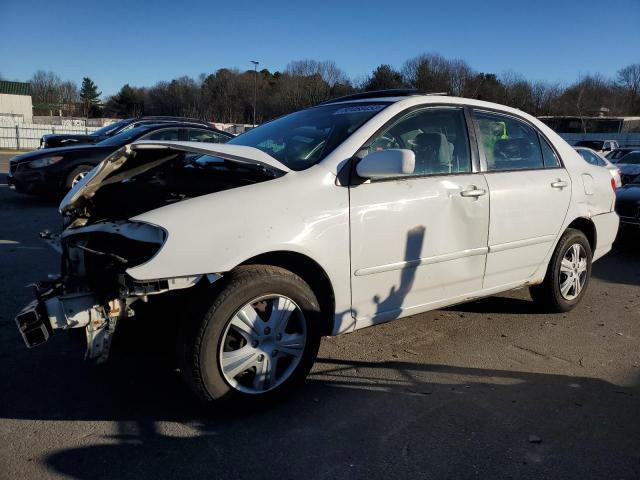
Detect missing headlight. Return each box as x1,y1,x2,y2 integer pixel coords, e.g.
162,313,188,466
61,221,167,294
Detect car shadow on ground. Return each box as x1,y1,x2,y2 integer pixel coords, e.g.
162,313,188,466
1,335,638,479
0,189,59,209
445,295,541,315
590,229,640,287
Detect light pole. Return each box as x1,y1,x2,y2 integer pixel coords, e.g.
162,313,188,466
251,60,259,127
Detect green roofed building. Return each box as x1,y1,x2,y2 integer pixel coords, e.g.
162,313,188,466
0,80,33,123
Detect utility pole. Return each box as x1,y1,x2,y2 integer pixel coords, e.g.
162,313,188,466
251,60,259,127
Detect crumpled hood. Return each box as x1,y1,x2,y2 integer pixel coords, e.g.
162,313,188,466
59,141,291,216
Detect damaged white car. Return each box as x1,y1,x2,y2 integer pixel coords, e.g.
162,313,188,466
15,90,619,405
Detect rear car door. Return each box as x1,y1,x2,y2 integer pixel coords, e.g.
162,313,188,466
349,106,490,326
473,110,571,289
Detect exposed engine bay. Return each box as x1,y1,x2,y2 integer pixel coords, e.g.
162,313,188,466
15,142,285,361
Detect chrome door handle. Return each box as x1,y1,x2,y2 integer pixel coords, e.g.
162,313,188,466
551,180,568,189
460,187,487,198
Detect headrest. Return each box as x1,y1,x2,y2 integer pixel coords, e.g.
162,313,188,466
494,138,534,161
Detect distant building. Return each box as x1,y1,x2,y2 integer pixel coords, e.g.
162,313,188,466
0,80,33,123
539,116,640,134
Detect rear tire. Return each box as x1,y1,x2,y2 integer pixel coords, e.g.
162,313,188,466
178,265,322,407
530,228,592,312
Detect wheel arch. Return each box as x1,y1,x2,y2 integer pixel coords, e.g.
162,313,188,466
238,250,336,335
566,217,597,253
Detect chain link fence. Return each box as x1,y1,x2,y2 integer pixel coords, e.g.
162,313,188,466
0,123,101,150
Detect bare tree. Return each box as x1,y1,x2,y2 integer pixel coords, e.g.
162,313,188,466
30,70,62,108
617,63,640,115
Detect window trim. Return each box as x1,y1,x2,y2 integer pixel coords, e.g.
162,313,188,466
471,108,565,174
349,104,479,184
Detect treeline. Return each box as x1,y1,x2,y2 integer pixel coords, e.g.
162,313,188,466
26,54,640,122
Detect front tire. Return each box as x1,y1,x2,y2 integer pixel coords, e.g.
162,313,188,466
178,265,322,406
65,164,93,191
530,228,592,312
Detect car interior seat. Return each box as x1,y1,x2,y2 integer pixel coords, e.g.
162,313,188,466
493,138,541,170
413,132,452,174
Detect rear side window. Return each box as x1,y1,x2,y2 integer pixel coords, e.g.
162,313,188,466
366,107,471,176
540,137,560,168
474,112,544,171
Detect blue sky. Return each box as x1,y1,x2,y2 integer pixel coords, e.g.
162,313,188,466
1,0,639,97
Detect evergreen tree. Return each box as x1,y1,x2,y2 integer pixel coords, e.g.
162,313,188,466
80,77,102,117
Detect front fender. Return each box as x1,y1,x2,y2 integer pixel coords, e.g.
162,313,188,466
126,167,353,329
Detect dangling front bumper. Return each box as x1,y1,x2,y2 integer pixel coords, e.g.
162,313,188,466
14,280,128,363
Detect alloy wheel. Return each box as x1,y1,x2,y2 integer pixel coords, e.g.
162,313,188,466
71,171,88,187
559,243,588,301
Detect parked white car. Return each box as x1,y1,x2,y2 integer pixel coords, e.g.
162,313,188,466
16,91,619,405
575,146,622,187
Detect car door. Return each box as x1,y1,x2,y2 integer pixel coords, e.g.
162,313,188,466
349,106,490,327
473,110,571,289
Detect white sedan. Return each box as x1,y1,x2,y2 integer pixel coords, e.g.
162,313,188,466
16,91,619,405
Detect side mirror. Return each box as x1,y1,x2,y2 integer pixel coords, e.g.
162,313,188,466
356,149,415,179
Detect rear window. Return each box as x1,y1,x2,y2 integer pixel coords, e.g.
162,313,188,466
575,140,604,150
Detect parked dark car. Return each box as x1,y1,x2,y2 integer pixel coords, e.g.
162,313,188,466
606,147,637,162
610,151,640,185
574,139,619,153
39,116,215,149
615,174,640,227
8,122,232,196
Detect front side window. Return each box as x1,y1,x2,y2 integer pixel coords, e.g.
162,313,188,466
142,128,182,141
228,102,389,171
475,112,544,171
365,108,471,176
188,129,228,143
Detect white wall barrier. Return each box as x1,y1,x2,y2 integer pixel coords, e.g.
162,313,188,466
0,123,101,150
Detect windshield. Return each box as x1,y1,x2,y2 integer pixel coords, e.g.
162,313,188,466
617,153,640,165
96,125,153,147
228,102,390,170
91,119,129,137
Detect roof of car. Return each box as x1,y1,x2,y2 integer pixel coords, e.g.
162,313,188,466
132,121,231,135
320,91,534,118
130,116,211,125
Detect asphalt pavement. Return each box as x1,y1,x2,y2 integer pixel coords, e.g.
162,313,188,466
1,152,639,479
